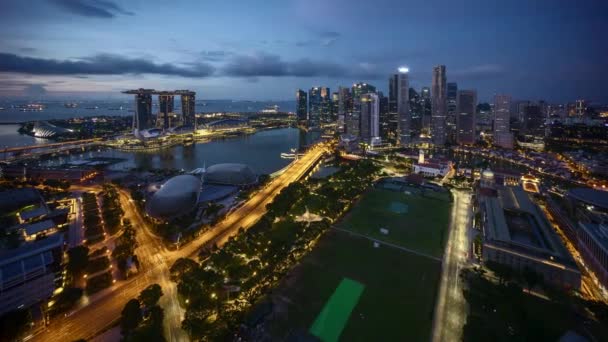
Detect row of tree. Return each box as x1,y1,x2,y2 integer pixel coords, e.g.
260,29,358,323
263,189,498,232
120,284,165,341
174,159,381,340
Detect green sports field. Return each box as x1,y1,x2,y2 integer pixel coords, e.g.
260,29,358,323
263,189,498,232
338,188,451,258
264,231,442,341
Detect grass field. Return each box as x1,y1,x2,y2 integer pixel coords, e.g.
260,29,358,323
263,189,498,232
264,231,441,341
338,188,452,258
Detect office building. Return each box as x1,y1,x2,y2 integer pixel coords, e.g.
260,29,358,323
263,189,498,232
349,83,376,138
576,99,586,117
456,90,477,145
0,234,64,315
320,87,332,124
479,186,580,289
378,93,390,140
360,93,380,144
394,68,410,146
337,87,352,133
388,75,399,141
296,89,308,124
516,100,530,123
493,94,513,148
331,92,339,119
308,87,323,128
522,103,545,138
431,65,447,145
446,82,458,143
577,222,608,289
421,86,432,134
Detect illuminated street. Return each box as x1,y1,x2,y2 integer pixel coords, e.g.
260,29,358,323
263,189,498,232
432,190,472,342
31,143,328,342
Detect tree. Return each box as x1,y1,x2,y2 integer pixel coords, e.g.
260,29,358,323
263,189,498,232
522,267,542,291
170,258,198,282
120,299,142,335
66,246,89,276
0,309,32,342
138,284,163,309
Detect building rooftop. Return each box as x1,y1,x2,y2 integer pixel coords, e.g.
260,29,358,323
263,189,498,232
0,234,63,267
146,174,202,219
579,223,608,253
0,188,44,214
24,220,56,237
482,186,573,261
568,188,608,210
205,163,257,186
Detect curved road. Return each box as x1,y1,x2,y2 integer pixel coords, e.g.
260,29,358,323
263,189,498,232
32,143,328,342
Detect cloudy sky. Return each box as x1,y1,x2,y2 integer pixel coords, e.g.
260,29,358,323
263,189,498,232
0,0,606,103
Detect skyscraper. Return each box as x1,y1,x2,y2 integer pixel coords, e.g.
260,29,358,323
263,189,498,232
395,68,410,146
446,82,458,144
338,86,352,115
331,91,339,119
576,99,586,116
337,87,351,133
296,89,308,124
378,92,390,140
308,87,323,128
456,89,477,145
493,94,513,148
158,94,174,129
349,83,376,137
388,75,399,140
181,92,196,127
431,65,447,145
360,93,380,144
320,87,332,124
134,92,153,132
522,103,545,138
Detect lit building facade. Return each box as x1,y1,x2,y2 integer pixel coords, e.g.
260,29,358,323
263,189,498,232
308,87,323,128
456,89,477,145
0,234,64,315
431,65,447,145
446,82,458,144
493,94,513,148
360,93,380,144
296,89,308,124
395,68,411,146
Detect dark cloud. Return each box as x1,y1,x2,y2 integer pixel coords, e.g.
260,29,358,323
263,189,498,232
0,53,215,77
221,53,382,79
50,0,134,18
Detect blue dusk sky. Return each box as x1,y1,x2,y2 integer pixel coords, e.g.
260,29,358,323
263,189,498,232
0,0,606,103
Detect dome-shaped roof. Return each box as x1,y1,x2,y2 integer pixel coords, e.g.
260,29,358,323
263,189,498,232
205,163,257,186
481,169,495,179
146,175,202,219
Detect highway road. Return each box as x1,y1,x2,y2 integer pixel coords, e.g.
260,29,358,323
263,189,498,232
32,143,328,342
432,190,473,342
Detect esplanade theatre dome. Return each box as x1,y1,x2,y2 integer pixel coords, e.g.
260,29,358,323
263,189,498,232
204,163,257,186
146,175,202,219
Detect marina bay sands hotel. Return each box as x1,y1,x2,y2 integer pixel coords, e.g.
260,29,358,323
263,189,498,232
123,89,196,134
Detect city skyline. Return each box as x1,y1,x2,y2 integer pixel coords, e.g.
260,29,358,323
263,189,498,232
0,0,606,103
